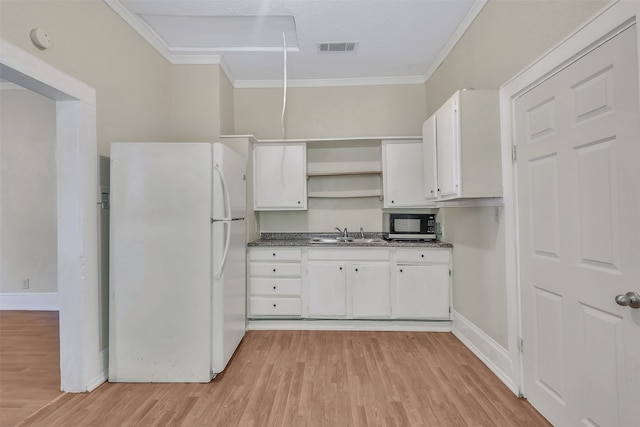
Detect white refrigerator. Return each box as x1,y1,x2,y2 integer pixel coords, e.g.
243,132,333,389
108,142,246,382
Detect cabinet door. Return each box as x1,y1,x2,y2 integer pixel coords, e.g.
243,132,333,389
382,140,427,207
422,116,438,201
435,94,460,198
253,143,307,210
307,262,347,317
351,263,391,318
395,265,450,319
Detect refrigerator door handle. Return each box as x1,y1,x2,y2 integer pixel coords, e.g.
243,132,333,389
214,220,231,280
214,164,232,221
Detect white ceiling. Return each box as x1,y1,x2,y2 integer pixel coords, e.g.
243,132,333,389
106,0,485,87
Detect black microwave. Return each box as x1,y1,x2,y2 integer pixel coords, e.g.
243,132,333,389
384,213,436,240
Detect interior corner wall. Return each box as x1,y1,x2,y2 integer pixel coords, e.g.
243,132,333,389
170,64,222,141
0,0,173,156
425,0,610,349
425,0,610,114
0,88,57,295
220,70,235,136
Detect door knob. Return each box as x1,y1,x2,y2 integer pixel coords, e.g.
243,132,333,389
615,291,640,309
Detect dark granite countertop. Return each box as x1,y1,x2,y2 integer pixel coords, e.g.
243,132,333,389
247,233,453,248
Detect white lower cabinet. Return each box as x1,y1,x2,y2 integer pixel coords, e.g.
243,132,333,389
394,249,451,320
307,261,347,317
351,263,391,318
249,246,450,322
307,248,391,319
248,248,302,317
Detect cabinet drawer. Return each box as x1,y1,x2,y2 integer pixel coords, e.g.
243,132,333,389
308,248,389,261
249,248,302,261
249,297,302,316
395,249,450,264
250,278,301,296
249,262,301,277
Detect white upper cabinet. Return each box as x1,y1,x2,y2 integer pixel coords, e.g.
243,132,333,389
382,139,428,207
423,90,502,201
253,142,307,210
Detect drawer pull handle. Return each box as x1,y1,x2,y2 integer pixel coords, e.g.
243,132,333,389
339,267,343,270
273,303,277,307
400,269,403,273
273,286,277,290
273,253,276,257
355,268,358,272
273,268,276,272
421,254,424,258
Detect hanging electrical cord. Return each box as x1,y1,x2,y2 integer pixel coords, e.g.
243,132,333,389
281,31,287,139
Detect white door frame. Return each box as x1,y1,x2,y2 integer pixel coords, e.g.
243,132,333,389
500,0,640,396
0,40,104,392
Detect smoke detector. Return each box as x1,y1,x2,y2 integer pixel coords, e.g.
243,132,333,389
318,42,358,53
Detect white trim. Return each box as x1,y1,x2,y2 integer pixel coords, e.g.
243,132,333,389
168,54,222,65
86,348,109,392
248,319,452,332
234,75,426,89
0,81,26,90
499,0,640,399
1,39,101,393
0,293,59,311
104,0,174,61
0,42,95,105
422,0,488,83
451,310,518,395
105,0,486,89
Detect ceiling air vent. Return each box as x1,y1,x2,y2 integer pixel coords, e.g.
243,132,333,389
318,42,358,53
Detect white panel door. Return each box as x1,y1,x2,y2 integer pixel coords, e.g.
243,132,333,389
515,26,640,427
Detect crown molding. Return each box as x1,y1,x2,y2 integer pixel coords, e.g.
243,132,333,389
106,0,486,89
105,0,174,61
234,74,426,89
422,0,488,83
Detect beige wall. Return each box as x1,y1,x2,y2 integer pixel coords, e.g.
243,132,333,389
236,84,426,233
235,84,426,140
0,0,174,156
1,88,57,294
169,64,222,141
426,0,609,348
425,0,609,114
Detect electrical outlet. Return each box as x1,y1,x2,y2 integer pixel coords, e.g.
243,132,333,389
22,278,30,289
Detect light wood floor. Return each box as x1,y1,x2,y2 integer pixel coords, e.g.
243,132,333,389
3,312,550,427
0,311,62,427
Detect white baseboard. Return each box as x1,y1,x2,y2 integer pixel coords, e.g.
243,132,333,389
0,292,59,311
86,348,108,392
451,310,518,395
248,319,452,332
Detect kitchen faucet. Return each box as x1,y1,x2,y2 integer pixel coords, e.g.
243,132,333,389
360,226,365,239
335,227,348,238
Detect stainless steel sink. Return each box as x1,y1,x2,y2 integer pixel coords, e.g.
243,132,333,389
352,238,386,243
309,236,385,244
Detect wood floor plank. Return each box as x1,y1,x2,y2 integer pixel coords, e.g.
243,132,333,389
2,316,552,427
0,311,62,427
